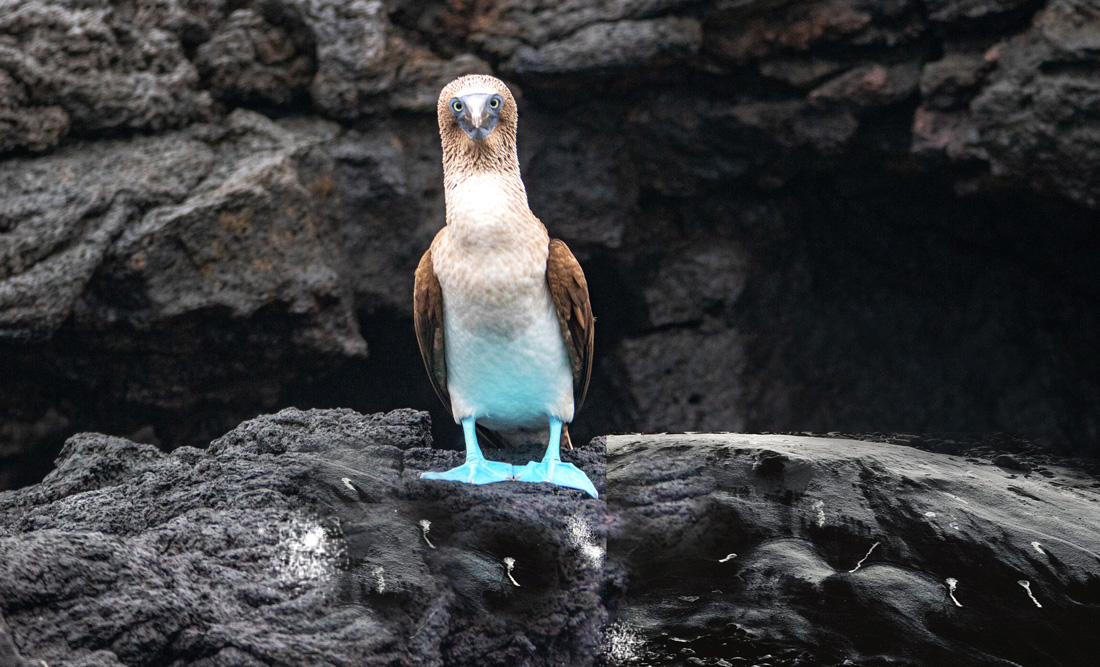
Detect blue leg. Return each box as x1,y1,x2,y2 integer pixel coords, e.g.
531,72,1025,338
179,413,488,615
514,417,599,498
421,418,514,485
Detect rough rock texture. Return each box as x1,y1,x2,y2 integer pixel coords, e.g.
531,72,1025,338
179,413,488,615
1,410,1097,665
0,408,607,666
0,110,375,488
930,0,1100,208
605,432,1100,666
3,0,1100,490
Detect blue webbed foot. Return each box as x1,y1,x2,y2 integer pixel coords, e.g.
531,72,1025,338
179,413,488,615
421,417,514,486
515,459,598,498
421,458,514,485
513,416,599,498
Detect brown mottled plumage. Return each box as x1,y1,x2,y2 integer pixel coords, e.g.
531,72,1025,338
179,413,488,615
436,75,523,191
413,74,594,450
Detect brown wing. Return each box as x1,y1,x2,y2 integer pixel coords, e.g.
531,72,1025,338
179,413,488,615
546,238,595,416
414,239,450,413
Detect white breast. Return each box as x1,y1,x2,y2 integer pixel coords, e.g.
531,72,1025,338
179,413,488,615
448,174,525,226
432,185,574,429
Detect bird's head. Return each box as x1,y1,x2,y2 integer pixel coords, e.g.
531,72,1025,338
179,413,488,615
437,75,518,157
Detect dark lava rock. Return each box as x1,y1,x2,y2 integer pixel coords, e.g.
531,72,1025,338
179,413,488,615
193,7,317,108
0,110,365,348
0,0,215,151
301,0,489,118
0,110,375,485
3,412,1099,666
605,433,1100,667
964,0,1100,208
0,408,607,666
0,615,40,667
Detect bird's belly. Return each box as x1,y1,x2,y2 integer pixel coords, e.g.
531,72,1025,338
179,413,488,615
444,295,574,428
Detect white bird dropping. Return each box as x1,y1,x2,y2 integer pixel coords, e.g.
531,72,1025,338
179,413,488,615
946,578,962,607
419,519,436,549
849,541,880,573
504,557,520,587
1019,580,1042,608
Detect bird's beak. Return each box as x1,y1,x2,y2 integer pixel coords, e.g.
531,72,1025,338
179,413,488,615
454,94,499,142
467,100,488,130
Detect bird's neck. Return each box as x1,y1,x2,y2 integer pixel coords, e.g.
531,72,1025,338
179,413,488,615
442,138,525,198
443,152,541,251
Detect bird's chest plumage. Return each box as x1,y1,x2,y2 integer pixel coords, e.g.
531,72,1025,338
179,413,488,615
432,191,574,427
438,248,546,335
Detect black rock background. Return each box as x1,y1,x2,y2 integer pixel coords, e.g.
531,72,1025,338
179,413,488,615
3,0,1100,490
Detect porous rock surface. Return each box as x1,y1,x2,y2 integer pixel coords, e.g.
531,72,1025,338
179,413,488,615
0,407,607,667
2,410,1098,666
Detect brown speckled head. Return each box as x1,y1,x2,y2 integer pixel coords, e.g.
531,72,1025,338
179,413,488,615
437,74,520,178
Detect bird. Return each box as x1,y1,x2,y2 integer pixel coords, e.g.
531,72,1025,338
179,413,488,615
414,74,598,498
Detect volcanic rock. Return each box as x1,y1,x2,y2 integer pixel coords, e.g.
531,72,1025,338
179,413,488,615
0,408,607,667
2,411,1098,665
606,433,1100,666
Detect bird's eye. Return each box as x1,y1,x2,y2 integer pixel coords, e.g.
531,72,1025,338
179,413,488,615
451,99,464,113
489,96,500,109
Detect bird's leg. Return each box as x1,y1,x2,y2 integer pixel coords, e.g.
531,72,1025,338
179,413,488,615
514,416,599,498
421,417,514,485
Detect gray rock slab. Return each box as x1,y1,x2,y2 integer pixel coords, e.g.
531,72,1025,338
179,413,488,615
606,433,1100,666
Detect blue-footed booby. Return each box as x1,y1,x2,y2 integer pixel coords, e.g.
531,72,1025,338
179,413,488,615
415,74,598,498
